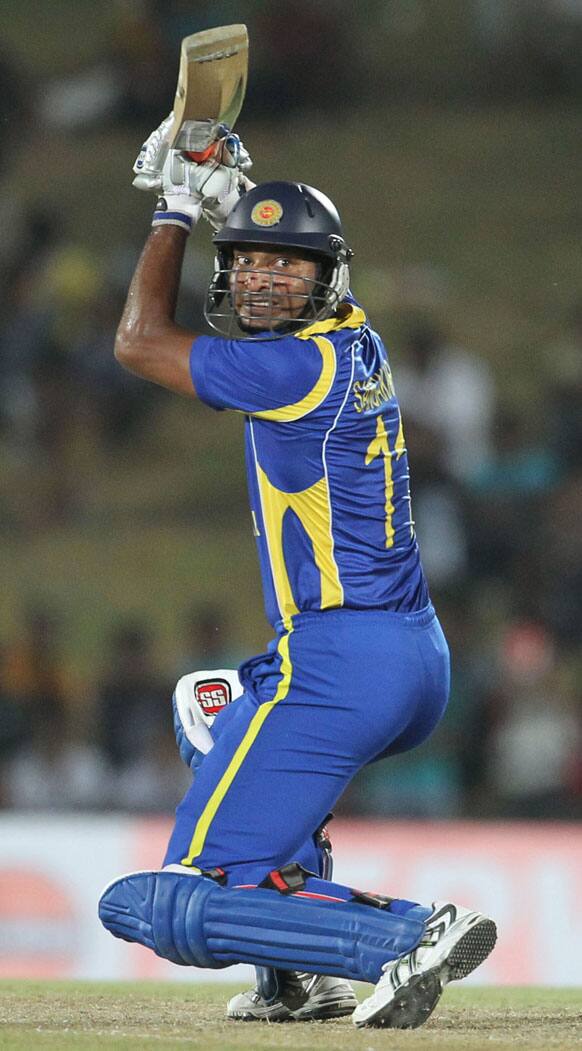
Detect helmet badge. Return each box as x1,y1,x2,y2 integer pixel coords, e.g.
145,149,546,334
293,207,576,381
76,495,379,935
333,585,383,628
250,199,284,227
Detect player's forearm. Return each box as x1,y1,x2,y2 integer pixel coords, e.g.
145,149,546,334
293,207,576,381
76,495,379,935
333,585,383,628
114,225,199,395
114,225,195,376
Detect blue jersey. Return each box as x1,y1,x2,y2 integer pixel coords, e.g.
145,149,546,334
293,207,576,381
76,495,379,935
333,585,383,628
190,299,429,631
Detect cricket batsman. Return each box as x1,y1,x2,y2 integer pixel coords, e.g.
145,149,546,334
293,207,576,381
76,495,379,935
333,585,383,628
98,117,497,1028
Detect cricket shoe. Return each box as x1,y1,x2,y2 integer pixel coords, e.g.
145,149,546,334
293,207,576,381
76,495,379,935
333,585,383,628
352,901,497,1029
227,973,358,1022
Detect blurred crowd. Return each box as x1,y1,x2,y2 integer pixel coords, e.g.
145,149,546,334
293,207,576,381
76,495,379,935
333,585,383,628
1,0,582,821
0,601,244,814
3,0,582,145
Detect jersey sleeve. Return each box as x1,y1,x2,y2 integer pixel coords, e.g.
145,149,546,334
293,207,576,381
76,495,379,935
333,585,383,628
189,333,336,421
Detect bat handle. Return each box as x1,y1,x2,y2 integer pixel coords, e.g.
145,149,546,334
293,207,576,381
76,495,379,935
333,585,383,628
183,123,233,164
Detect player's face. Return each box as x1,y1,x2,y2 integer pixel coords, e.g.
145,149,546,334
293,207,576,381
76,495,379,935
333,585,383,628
229,247,319,329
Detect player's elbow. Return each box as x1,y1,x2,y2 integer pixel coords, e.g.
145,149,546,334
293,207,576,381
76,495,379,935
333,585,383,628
114,331,135,369
114,326,150,372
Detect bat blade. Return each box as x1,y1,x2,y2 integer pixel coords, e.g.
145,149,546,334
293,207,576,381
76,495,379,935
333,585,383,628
170,24,248,151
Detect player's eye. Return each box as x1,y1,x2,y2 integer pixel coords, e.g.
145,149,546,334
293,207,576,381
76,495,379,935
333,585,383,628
276,257,292,268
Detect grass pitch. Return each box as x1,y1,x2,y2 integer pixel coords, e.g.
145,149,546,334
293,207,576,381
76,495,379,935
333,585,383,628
1,982,581,1051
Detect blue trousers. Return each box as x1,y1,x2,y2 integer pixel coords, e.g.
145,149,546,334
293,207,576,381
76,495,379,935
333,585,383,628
164,605,449,888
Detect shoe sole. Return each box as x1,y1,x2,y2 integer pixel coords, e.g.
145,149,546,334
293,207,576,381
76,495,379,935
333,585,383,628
356,917,497,1029
228,1008,293,1022
445,917,497,981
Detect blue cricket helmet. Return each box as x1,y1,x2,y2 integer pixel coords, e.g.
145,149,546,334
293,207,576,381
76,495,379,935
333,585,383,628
205,180,353,338
213,180,352,260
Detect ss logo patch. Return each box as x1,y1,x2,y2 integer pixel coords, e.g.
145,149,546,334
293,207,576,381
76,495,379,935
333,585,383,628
194,679,232,716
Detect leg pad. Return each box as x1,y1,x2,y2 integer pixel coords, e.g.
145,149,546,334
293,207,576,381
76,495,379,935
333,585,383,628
99,868,424,983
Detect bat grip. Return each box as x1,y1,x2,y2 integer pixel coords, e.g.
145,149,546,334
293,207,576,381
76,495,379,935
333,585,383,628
185,145,217,163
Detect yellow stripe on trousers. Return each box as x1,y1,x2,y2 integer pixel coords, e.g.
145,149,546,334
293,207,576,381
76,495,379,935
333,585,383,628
181,624,294,867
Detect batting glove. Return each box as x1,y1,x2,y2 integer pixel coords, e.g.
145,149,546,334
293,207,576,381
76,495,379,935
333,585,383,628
151,149,204,232
163,130,253,232
172,669,242,772
134,117,253,234
153,142,254,233
132,112,174,192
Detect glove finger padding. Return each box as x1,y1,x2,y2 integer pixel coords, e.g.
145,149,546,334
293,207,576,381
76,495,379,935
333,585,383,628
214,132,253,171
189,131,254,229
165,152,254,231
133,112,175,192
167,143,251,197
150,150,213,229
201,174,255,231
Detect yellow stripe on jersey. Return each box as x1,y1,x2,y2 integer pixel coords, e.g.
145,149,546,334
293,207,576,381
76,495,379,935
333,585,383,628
252,336,336,423
250,303,364,423
255,465,299,619
290,480,343,607
256,464,343,620
181,623,294,867
299,302,367,339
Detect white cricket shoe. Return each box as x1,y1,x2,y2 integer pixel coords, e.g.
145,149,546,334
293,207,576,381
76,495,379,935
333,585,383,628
353,901,497,1029
227,973,358,1022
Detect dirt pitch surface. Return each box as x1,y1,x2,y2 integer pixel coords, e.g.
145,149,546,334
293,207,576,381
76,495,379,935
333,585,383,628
1,982,581,1051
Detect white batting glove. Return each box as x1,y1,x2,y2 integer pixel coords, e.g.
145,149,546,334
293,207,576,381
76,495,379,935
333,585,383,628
172,668,243,771
161,131,253,232
153,147,253,233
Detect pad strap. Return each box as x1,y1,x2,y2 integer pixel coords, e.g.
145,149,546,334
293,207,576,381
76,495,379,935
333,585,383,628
201,867,227,886
259,862,312,894
351,890,395,909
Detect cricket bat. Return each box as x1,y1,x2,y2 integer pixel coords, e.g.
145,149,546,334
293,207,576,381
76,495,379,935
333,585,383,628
168,24,249,157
